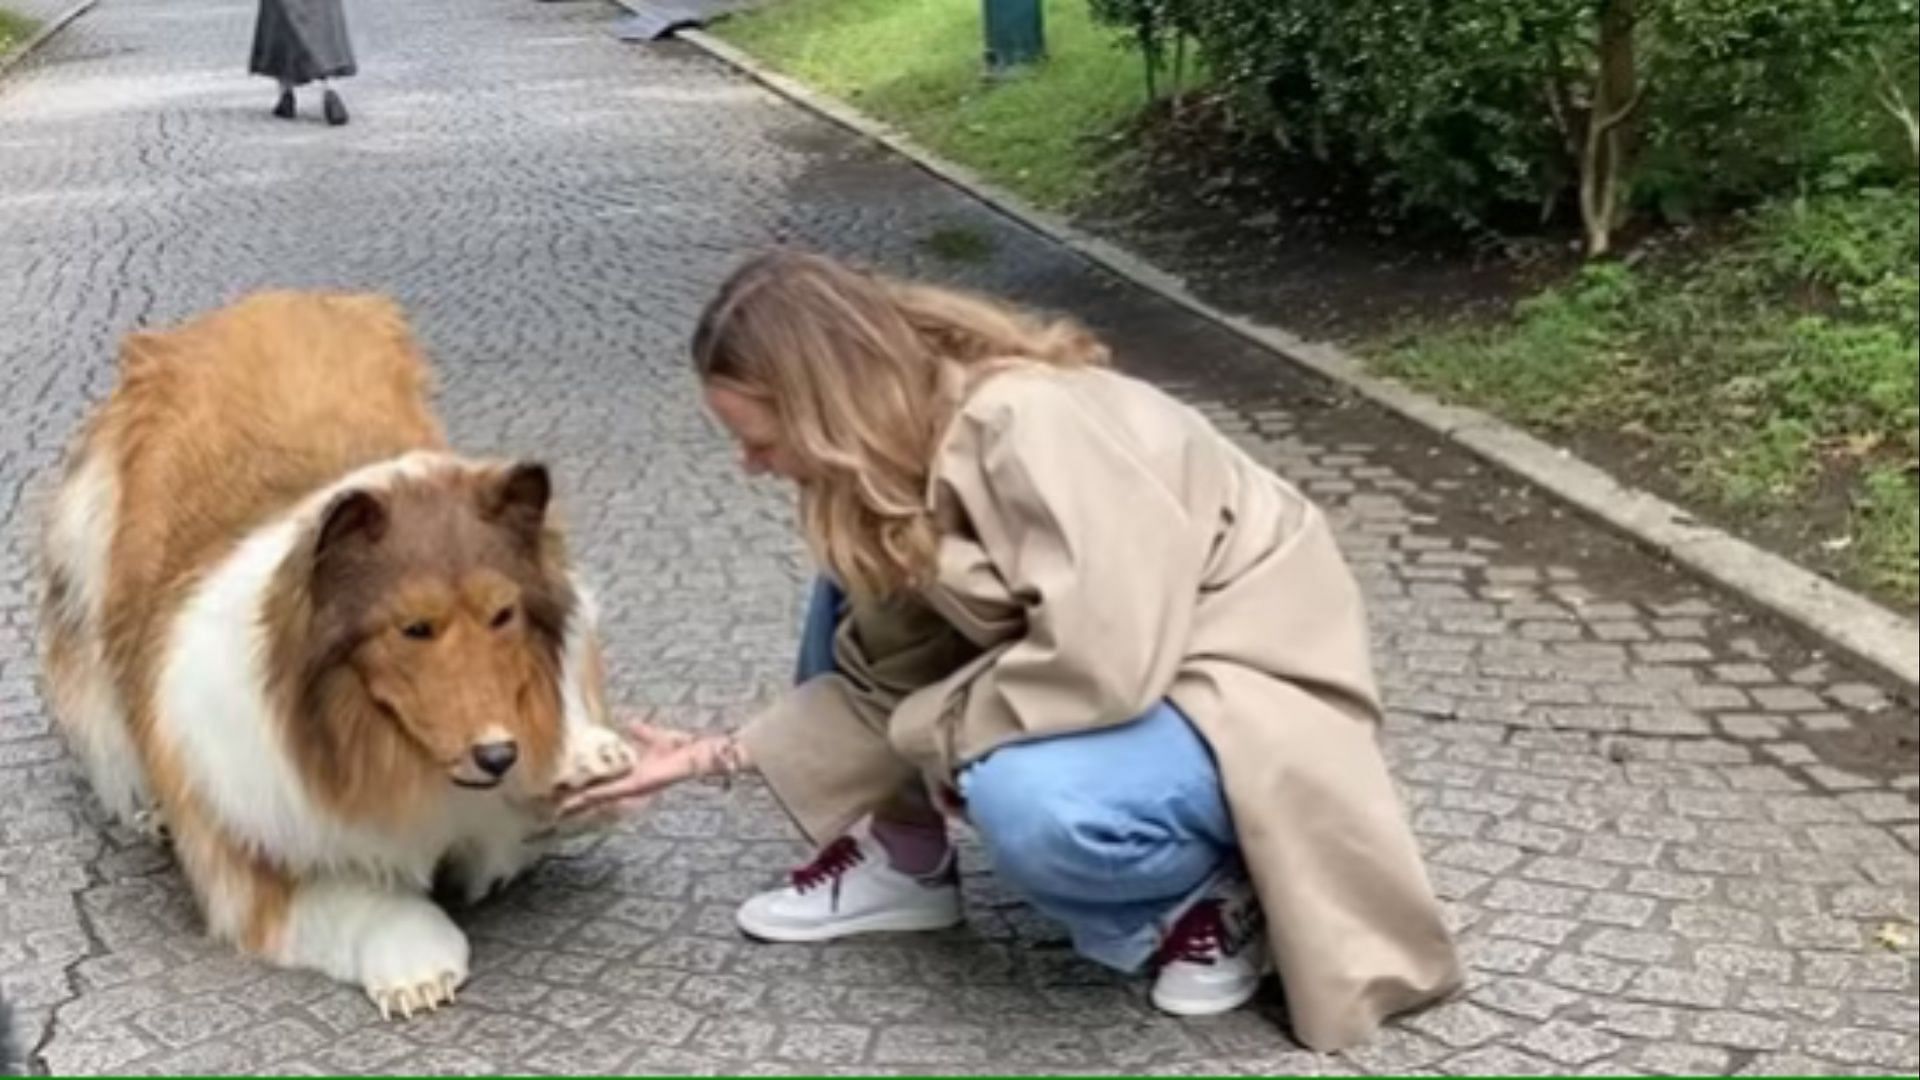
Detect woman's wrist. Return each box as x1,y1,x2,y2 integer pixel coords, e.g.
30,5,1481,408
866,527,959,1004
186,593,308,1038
690,731,754,789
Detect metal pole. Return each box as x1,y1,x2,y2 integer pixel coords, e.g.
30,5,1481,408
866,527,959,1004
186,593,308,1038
983,0,1046,73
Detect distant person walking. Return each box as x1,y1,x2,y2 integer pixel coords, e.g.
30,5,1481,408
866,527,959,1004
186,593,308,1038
251,0,357,126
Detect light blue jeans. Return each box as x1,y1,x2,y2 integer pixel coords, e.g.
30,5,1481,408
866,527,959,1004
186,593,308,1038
796,578,1237,972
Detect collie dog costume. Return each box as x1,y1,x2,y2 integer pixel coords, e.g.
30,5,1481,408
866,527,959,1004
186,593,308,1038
38,292,635,1018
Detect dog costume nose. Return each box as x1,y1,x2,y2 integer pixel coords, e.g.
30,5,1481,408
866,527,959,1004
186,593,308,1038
471,740,519,777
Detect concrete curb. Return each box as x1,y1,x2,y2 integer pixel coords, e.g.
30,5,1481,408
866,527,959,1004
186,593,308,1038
658,24,1920,698
0,0,98,87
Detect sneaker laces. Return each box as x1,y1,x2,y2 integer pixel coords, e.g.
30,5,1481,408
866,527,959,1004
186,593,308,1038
790,835,864,896
1155,899,1228,967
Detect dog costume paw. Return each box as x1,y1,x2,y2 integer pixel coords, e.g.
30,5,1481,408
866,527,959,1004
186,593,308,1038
357,903,469,1020
370,971,461,1020
554,722,638,793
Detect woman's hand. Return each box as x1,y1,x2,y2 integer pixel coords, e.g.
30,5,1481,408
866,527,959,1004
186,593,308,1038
556,720,744,817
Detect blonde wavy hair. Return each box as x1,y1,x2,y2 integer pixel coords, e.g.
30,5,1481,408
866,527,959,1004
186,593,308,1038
691,250,1109,599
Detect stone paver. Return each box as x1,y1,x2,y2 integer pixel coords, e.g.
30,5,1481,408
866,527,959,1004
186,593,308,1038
2,0,1917,1074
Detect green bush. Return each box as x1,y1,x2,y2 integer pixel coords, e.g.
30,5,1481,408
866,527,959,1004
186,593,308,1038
1090,1,1920,244
1636,1,1920,218
1,8,40,55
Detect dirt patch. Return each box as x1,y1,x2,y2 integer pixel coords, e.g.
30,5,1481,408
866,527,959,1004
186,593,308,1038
1559,424,1881,595
1075,98,1576,344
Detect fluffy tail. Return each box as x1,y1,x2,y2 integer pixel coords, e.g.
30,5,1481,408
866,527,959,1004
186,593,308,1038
40,442,150,826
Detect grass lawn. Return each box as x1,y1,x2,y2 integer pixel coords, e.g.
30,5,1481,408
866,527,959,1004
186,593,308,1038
1,8,38,56
1373,188,1920,607
716,0,1145,209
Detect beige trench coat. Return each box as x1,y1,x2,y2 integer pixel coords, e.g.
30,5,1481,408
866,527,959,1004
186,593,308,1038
741,365,1462,1051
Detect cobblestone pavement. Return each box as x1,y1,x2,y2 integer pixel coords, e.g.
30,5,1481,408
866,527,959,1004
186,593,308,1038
2,1,1917,1074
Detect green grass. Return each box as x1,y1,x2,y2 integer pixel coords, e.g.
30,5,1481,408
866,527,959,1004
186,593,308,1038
1,8,38,55
1373,186,1920,607
717,0,1145,208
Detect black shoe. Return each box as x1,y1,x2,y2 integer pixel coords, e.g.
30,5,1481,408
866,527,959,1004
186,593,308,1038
272,89,296,119
322,88,348,127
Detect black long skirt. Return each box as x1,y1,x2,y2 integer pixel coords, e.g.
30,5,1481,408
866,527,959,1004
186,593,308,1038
249,0,357,86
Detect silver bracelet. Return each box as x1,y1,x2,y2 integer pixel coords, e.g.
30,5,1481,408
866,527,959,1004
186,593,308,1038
701,732,749,792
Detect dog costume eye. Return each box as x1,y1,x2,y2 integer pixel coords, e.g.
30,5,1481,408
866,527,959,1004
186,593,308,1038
401,621,435,641
490,606,515,630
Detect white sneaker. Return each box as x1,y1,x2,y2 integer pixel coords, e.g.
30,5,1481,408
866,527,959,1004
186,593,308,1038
735,827,963,943
1150,871,1270,1017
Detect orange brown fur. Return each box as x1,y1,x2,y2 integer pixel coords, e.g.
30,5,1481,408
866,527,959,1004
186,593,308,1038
39,290,588,970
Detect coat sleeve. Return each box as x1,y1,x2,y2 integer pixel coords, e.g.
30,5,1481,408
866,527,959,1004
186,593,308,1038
742,587,985,843
740,675,921,846
918,382,1213,756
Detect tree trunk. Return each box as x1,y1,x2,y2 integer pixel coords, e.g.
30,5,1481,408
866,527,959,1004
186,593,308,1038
1580,0,1640,257
1136,11,1161,103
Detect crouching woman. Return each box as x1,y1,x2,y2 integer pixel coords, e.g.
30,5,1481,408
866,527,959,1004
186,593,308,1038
566,251,1461,1051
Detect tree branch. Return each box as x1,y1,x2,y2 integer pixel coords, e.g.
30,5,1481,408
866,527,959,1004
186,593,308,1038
1594,85,1646,139
1870,48,1920,166
1544,77,1581,157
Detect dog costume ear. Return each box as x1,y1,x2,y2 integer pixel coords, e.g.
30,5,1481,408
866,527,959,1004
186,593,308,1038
482,462,551,542
316,489,388,557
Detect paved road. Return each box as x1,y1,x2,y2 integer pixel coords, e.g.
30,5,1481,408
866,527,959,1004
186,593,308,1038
1,1,1915,1074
